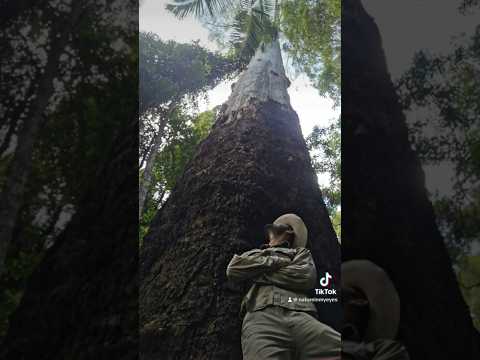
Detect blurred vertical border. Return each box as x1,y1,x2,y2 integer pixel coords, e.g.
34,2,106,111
0,1,139,359
342,0,480,359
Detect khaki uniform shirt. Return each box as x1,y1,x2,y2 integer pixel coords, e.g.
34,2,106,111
226,246,318,316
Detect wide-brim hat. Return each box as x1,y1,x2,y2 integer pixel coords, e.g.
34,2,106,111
341,260,400,341
264,223,294,236
267,213,308,248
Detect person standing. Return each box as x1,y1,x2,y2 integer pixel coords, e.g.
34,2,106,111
227,213,341,360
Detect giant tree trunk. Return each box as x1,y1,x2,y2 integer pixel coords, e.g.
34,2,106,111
342,1,480,358
1,119,138,359
140,40,341,360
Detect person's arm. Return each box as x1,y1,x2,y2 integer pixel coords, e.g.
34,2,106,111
226,249,292,282
255,248,317,291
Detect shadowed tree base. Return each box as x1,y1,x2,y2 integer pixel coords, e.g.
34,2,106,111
342,0,480,358
140,99,341,360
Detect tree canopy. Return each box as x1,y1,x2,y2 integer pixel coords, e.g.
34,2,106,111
139,32,236,115
280,0,340,105
167,0,340,102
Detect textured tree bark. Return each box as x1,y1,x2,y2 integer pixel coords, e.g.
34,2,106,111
342,0,480,358
140,40,341,360
1,119,139,360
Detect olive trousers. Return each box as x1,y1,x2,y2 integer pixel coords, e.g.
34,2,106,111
241,306,341,360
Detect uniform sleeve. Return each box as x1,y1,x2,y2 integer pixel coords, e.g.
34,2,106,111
256,248,317,291
226,249,292,282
